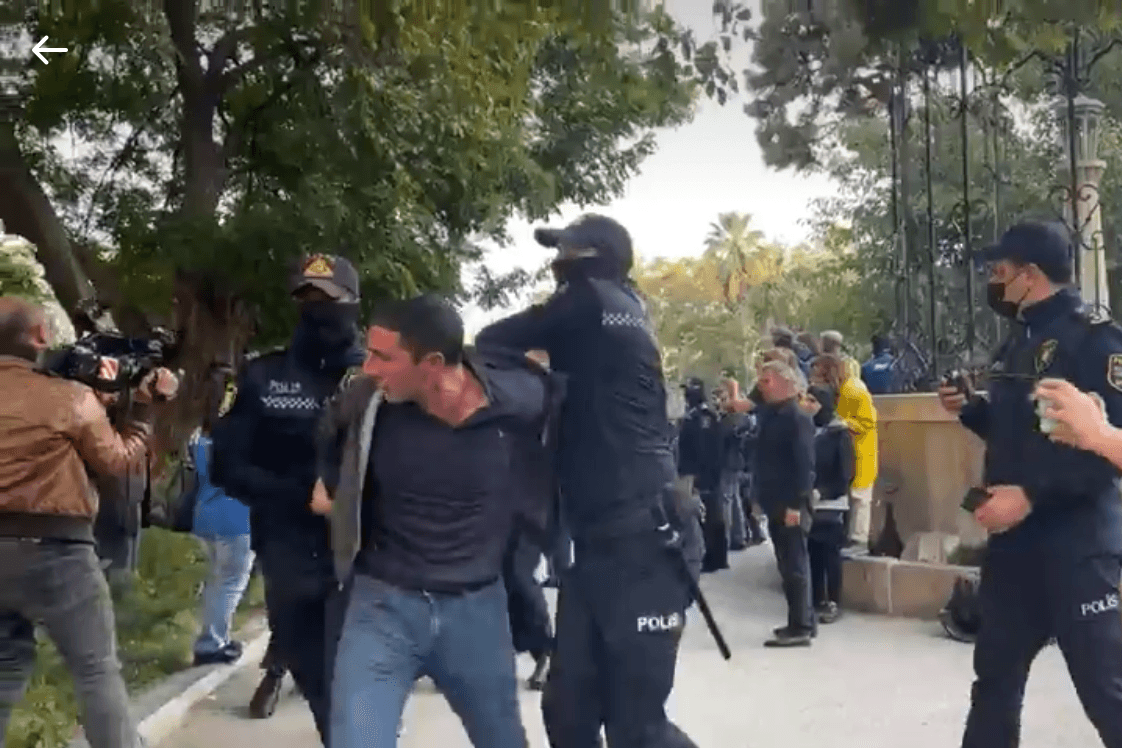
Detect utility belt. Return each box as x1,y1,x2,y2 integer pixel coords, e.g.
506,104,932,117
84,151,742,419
571,482,693,553
573,508,660,549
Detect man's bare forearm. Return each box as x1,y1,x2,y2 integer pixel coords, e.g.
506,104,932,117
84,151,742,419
1087,424,1122,471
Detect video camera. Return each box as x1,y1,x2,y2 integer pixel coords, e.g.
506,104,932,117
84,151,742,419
45,302,181,393
48,328,180,393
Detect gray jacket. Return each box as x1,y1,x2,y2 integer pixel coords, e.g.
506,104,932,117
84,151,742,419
316,374,382,585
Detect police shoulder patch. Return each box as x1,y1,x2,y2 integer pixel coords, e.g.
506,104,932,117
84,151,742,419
337,366,362,394
217,377,238,417
1108,354,1122,392
1035,339,1058,373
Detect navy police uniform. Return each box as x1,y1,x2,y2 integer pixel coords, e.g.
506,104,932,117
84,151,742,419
476,215,699,748
677,382,729,572
211,254,364,742
959,223,1122,747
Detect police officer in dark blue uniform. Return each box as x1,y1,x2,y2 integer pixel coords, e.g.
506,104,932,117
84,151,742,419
937,221,1122,748
677,378,728,572
211,254,365,744
476,215,699,748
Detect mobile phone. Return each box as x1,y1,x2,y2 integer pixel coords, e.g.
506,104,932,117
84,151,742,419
961,487,990,512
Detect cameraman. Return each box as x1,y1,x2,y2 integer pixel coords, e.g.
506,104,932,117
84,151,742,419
0,296,178,748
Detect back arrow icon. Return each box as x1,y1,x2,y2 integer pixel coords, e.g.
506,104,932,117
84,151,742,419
33,36,68,64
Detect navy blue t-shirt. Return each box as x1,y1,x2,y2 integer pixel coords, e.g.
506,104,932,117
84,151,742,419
356,401,513,593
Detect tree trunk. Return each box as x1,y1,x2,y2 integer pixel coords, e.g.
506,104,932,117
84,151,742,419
0,120,96,313
180,92,226,217
152,270,255,460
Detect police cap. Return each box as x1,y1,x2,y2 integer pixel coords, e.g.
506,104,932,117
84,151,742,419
682,376,705,392
533,214,634,276
976,221,1073,283
291,254,361,301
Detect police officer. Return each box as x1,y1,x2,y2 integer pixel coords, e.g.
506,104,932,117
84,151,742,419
677,378,728,572
476,215,698,748
211,254,364,744
937,220,1122,748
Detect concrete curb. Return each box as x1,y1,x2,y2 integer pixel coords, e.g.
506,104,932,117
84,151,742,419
67,617,270,748
139,627,271,746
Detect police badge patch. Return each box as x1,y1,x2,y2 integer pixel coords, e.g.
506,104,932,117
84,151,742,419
1109,354,1122,392
1035,340,1058,374
302,254,334,278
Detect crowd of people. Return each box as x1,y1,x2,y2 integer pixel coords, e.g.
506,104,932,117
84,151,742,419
6,215,1122,748
673,326,880,646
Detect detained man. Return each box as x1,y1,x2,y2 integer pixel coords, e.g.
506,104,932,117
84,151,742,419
314,295,560,748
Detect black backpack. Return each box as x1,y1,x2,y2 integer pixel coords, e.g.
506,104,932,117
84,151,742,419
939,575,982,643
162,432,204,533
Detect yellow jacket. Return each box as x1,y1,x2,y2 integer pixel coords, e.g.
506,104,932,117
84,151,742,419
837,375,878,490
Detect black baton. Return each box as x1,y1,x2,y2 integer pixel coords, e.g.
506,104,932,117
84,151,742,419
653,500,732,660
675,550,731,660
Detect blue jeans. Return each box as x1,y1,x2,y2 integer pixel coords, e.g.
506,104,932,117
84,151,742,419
194,535,254,655
330,574,526,748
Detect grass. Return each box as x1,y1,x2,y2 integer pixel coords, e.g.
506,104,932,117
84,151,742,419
4,529,265,748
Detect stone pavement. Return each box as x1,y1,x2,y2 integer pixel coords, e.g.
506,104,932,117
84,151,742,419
161,546,1100,748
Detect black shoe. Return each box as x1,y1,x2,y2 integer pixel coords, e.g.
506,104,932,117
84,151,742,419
193,643,242,666
748,536,767,546
818,602,842,624
542,576,561,589
527,654,549,691
764,630,813,647
729,542,748,552
773,624,817,639
249,670,284,719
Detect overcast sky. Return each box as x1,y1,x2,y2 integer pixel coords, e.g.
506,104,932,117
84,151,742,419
461,0,836,335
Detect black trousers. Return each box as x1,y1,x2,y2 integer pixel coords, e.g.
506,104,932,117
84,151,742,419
767,514,815,635
807,520,845,607
504,531,554,658
738,475,766,543
259,542,342,746
542,532,698,748
699,488,728,573
962,544,1122,748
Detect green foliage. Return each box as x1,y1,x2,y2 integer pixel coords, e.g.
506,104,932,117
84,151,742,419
635,213,883,385
7,1,708,346
3,529,264,748
0,252,47,302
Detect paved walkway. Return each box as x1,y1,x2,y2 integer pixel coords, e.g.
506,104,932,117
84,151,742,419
162,547,1099,747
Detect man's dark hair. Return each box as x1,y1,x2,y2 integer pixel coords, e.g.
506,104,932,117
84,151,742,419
770,326,795,349
871,334,892,355
0,297,43,360
370,294,465,365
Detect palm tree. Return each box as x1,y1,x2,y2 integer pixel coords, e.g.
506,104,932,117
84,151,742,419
703,212,806,371
703,212,768,306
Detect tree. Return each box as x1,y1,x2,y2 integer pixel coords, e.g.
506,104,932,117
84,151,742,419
634,254,760,384
634,213,881,385
2,1,713,453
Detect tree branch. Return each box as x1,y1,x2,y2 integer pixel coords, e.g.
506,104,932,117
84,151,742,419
163,0,203,90
220,44,323,163
207,25,255,90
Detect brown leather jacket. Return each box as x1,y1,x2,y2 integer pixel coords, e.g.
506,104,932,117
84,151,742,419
0,356,152,541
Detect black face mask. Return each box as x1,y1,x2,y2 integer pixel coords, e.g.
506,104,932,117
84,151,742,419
986,281,1021,318
551,254,622,284
297,300,359,352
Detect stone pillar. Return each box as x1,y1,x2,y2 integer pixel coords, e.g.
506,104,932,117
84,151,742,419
1062,156,1110,310
1057,94,1111,312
